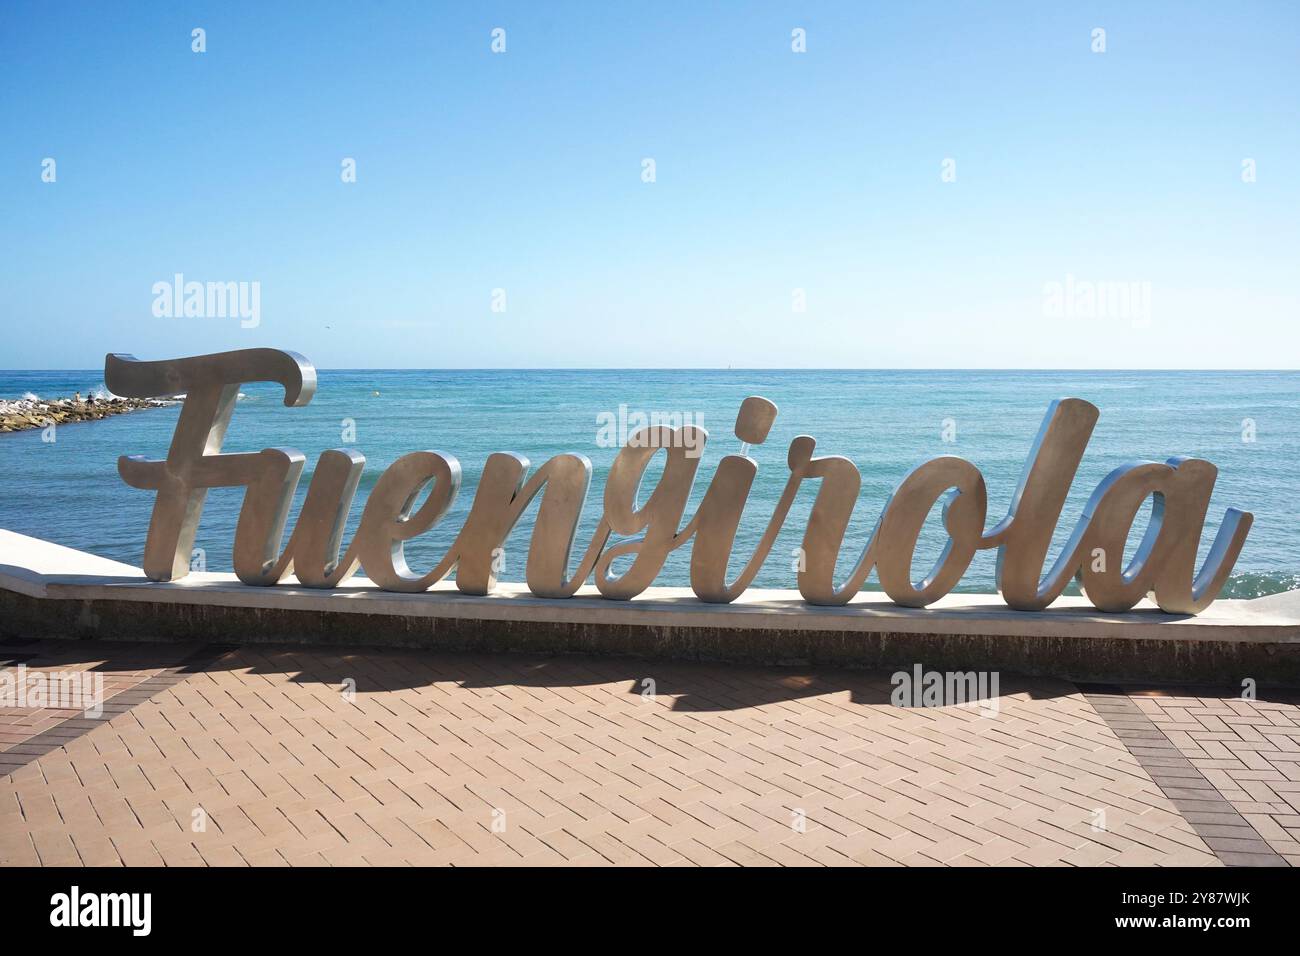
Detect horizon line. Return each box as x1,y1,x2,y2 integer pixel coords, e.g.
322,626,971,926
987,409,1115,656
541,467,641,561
5,367,1300,375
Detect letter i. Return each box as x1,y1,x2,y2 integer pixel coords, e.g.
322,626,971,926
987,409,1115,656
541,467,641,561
689,397,779,602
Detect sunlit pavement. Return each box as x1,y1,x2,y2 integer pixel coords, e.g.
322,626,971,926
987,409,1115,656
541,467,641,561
2,638,1297,867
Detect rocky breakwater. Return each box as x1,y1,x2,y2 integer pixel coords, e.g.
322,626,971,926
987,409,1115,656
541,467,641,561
0,394,174,433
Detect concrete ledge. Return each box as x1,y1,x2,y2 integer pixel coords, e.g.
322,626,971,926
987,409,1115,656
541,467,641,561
4,529,1300,684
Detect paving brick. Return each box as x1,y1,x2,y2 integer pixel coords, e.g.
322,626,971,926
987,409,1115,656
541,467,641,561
5,640,1289,868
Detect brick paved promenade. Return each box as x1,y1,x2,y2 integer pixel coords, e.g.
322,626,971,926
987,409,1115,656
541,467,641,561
2,638,1298,867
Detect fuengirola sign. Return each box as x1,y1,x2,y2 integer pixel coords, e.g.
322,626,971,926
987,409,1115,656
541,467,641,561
105,349,1253,615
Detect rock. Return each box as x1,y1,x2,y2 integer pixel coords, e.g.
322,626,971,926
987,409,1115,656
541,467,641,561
0,394,174,434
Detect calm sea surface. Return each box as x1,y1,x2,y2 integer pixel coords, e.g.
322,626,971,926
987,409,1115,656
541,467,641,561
2,369,1297,598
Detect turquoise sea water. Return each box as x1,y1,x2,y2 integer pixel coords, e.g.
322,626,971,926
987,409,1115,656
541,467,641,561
1,369,1297,598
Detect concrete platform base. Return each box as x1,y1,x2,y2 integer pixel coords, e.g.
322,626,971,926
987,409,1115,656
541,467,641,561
3,529,1300,685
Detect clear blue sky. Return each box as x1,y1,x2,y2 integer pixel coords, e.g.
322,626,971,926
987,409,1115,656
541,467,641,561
2,1,1296,369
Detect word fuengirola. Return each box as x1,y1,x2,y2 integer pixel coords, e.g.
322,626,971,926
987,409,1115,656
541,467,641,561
105,349,1253,614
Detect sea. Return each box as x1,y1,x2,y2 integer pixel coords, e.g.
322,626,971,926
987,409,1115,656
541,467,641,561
1,369,1296,599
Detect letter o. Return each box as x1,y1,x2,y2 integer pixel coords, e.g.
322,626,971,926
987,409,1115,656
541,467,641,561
875,457,987,607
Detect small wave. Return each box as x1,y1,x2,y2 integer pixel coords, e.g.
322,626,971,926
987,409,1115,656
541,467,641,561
1219,571,1300,600
21,391,38,401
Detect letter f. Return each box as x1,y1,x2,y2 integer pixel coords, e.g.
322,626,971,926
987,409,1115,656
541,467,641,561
105,349,316,581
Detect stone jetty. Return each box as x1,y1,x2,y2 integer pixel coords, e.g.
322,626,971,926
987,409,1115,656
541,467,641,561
0,394,174,433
